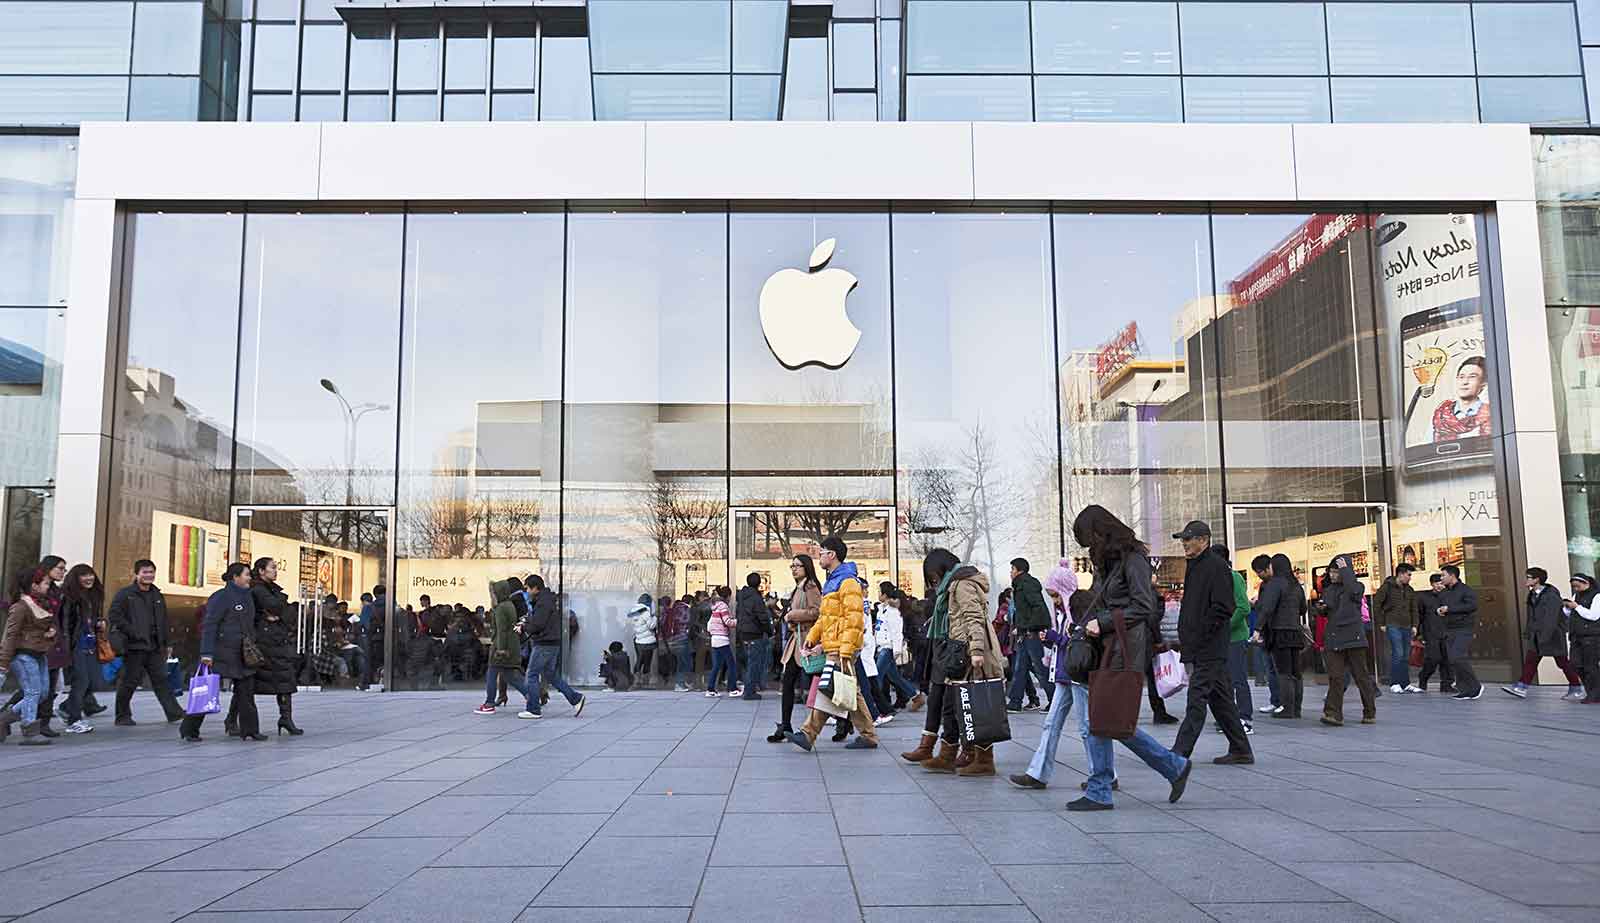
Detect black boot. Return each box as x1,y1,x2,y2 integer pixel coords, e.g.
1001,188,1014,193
277,694,303,736
1293,676,1305,718
1274,674,1298,718
37,718,59,738
224,714,239,737
766,722,791,743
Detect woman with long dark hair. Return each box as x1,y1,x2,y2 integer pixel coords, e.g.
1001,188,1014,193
59,564,106,734
249,557,302,736
1252,553,1306,719
6,555,69,737
0,567,59,744
1070,505,1191,810
900,548,967,769
769,554,823,743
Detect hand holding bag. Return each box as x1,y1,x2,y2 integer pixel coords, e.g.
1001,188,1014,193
1087,610,1144,740
806,673,849,718
95,634,116,665
185,663,222,716
1408,637,1425,668
831,667,859,710
953,676,1012,746
1153,649,1187,698
799,645,826,675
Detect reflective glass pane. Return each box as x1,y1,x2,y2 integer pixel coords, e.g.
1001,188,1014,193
836,0,876,15
1479,77,1587,124
445,23,487,90
491,92,535,120
303,0,339,20
254,0,298,19
0,76,129,124
134,1,203,75
1583,0,1600,43
834,22,877,90
783,36,828,119
0,2,133,75
905,75,1031,119
1183,76,1331,122
395,92,438,121
443,91,488,120
733,74,779,119
0,136,75,306
1054,212,1219,560
249,91,293,120
880,22,901,119
833,91,877,120
346,92,390,121
300,24,345,91
298,91,342,121
1326,4,1472,76
734,0,786,72
492,22,536,90
0,309,63,491
539,36,594,120
237,213,403,505
1588,50,1600,125
396,22,439,91
595,74,731,120
348,22,392,92
1035,75,1180,121
251,22,297,91
906,0,1031,73
1179,3,1328,76
1031,1,1178,75
129,75,200,119
202,15,223,88
1473,4,1581,76
590,0,731,73
1332,77,1477,122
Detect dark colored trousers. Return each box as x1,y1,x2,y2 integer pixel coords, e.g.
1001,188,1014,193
1323,647,1377,721
182,674,257,737
910,638,930,693
1271,645,1303,717
1145,638,1174,719
1573,636,1600,700
1173,658,1252,758
1417,634,1454,691
922,681,962,743
1007,633,1051,709
1520,650,1583,686
1446,630,1481,696
62,648,100,723
1226,640,1253,717
115,648,184,722
778,657,810,729
634,643,654,686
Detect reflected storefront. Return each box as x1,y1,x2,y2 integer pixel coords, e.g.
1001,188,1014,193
102,205,1524,686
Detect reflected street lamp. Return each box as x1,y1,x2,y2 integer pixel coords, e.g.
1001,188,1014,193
321,378,389,543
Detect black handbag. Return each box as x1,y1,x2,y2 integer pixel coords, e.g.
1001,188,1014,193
934,637,970,682
1064,627,1099,685
241,636,265,669
953,676,1011,746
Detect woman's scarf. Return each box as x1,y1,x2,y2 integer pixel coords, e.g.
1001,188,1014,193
929,569,957,641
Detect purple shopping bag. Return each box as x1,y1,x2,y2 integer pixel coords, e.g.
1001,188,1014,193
185,664,221,716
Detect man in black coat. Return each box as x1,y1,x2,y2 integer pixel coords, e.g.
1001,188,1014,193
109,559,185,725
1170,521,1254,764
1434,564,1482,699
734,573,772,701
1414,573,1454,693
1005,558,1053,712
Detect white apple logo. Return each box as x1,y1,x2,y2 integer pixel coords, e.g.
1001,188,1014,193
758,238,861,370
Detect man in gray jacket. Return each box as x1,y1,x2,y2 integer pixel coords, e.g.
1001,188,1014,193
1435,564,1483,699
1320,556,1378,726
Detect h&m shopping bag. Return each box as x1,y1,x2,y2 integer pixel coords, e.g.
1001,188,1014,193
953,676,1012,746
1153,649,1188,698
806,673,849,719
185,664,222,716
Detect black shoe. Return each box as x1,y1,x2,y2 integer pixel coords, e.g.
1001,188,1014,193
1079,779,1119,791
224,716,239,737
1008,773,1046,790
1213,752,1254,765
239,733,268,742
767,724,792,744
1169,760,1193,803
1066,796,1113,812
831,727,850,743
37,722,59,738
278,720,304,736
180,733,202,743
1152,713,1179,725
114,716,137,727
83,703,107,717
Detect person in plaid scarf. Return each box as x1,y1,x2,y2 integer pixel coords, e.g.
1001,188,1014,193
1429,356,1491,441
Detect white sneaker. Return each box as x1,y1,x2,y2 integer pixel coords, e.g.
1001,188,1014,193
705,691,719,698
1404,685,1423,694
1271,705,1284,715
1242,723,1255,735
517,710,542,719
1389,684,1403,694
873,715,893,726
64,720,93,734
1257,704,1277,714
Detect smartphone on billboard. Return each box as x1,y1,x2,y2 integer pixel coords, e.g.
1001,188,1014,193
1399,298,1492,471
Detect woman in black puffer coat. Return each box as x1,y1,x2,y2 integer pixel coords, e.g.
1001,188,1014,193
248,557,301,736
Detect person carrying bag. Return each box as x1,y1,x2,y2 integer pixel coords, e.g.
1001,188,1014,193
1088,609,1144,739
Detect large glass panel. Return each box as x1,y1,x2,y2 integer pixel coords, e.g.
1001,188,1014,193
394,213,563,679
729,212,893,507
107,213,244,643
249,92,293,121
1210,212,1383,504
595,74,731,120
539,36,594,120
590,0,731,73
395,92,438,121
1536,134,1600,307
251,22,297,91
348,22,392,92
1031,1,1179,75
1587,50,1600,125
1055,212,1218,571
0,2,133,75
346,92,390,121
1035,75,1181,121
1325,4,1473,76
1179,3,1328,76
1,487,52,595
880,22,901,120
833,92,878,120
0,76,129,124
0,136,76,307
297,91,341,121
1473,4,1582,76
491,92,536,121
445,22,487,91
893,212,1058,597
734,74,780,119
129,76,200,119
835,22,877,90
784,36,829,119
1582,0,1600,43
734,0,786,72
492,22,536,90
906,0,1031,73
442,92,488,121
1332,77,1478,122
905,75,1032,120
1183,76,1331,123
134,1,203,75
564,211,729,684
0,309,64,495
236,213,403,505
396,22,439,92
732,507,895,607
299,23,345,91
1479,77,1587,125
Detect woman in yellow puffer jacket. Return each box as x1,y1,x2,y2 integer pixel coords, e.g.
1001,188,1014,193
788,537,879,751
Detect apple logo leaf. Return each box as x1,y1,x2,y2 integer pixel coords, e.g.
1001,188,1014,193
809,238,837,272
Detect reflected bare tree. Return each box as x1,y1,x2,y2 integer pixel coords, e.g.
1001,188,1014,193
635,479,725,597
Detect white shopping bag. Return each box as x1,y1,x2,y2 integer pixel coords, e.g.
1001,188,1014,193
1153,649,1187,699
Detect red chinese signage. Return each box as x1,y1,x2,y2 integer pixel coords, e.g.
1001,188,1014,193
1094,322,1141,388
1228,212,1371,307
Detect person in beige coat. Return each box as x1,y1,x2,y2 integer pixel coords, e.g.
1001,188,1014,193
769,554,823,743
914,553,1002,777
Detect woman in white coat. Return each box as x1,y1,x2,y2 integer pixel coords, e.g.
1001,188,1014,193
628,594,657,688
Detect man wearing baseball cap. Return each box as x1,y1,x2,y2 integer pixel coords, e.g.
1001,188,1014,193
1171,521,1255,765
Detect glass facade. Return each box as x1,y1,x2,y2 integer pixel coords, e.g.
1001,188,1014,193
106,205,1524,684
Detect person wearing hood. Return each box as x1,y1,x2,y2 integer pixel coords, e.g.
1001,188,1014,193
181,563,261,743
939,554,1002,776
705,586,738,697
628,594,657,689
1171,521,1254,764
788,535,879,751
1320,555,1377,726
1251,554,1307,719
735,573,773,700
1506,567,1585,700
901,548,967,768
246,558,301,736
475,578,531,715
1562,573,1600,702
1010,560,1086,790
518,574,586,718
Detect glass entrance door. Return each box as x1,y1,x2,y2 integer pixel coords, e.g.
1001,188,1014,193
229,506,393,691
1226,503,1391,682
730,507,895,596
1,485,52,587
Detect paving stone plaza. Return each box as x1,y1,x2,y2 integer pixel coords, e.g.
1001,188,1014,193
1,686,1597,922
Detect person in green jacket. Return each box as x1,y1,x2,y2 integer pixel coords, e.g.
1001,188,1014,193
1005,558,1053,713
474,578,531,715
1215,545,1255,734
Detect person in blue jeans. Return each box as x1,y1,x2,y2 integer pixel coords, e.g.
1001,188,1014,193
1010,570,1105,791
1006,558,1053,712
517,575,585,719
1374,563,1420,693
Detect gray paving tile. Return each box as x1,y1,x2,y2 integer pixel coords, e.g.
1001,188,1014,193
599,738,681,759
345,867,554,923
1285,860,1563,923
388,758,514,782
533,836,712,907
843,835,1019,907
517,910,688,923
1196,901,1401,922
152,814,383,871
954,810,1118,865
512,780,639,814
1096,830,1343,903
998,863,1213,923
711,812,842,866
182,911,353,923
0,839,213,917
0,816,156,872
637,766,736,795
354,795,522,838
562,756,662,782
208,837,460,911
831,793,955,836
1344,831,1600,906
297,782,442,816
735,757,821,782
17,869,270,923
819,765,924,795
432,814,607,867
725,781,827,813
693,866,857,922
600,794,727,837
0,797,137,835
1183,809,1405,863
861,909,1040,923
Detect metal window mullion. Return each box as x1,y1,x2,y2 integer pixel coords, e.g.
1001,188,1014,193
436,19,445,120
485,18,495,115
534,17,544,119
291,0,305,119
388,19,397,120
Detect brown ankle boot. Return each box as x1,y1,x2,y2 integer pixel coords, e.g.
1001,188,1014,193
958,745,996,777
954,745,975,770
920,739,958,772
900,732,936,763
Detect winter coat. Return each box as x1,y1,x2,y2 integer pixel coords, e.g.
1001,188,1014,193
1569,586,1600,641
487,581,523,668
946,565,1002,680
250,578,297,695
1374,577,1417,631
857,602,879,677
524,589,561,646
1435,581,1479,632
0,596,57,673
781,581,821,666
1255,575,1306,650
874,603,904,655
199,582,257,680
1043,599,1081,684
629,604,658,646
1092,550,1160,635
1322,557,1367,652
1178,551,1234,663
734,586,772,642
1525,583,1568,658
807,562,867,659
1009,572,1050,632
1228,571,1250,643
108,583,169,653
61,591,103,658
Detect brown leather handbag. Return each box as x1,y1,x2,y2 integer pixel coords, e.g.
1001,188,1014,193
1087,609,1144,741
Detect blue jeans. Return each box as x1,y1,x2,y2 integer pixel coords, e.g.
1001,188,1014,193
10,651,46,723
1086,719,1187,805
523,645,581,713
672,639,693,688
741,639,769,696
1227,640,1253,717
1007,633,1051,709
1386,626,1413,688
1258,645,1280,707
484,664,528,706
875,649,919,702
1025,681,1075,783
707,645,736,692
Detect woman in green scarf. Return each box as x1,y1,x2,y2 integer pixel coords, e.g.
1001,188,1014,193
900,548,967,769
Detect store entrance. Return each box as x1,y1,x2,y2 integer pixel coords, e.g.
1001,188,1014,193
1225,503,1391,683
1,485,52,589
229,506,393,691
728,507,896,600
